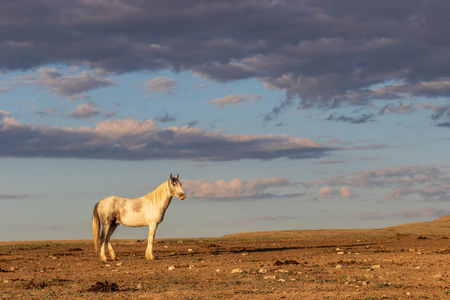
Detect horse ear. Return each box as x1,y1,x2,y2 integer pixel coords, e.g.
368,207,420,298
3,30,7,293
176,174,179,180
170,173,173,180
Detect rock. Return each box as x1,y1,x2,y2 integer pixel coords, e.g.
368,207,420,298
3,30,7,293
259,269,268,274
264,275,276,280
188,249,193,252
168,265,176,271
115,262,123,267
336,264,343,269
275,269,289,273
231,268,243,274
371,265,382,269
337,252,345,255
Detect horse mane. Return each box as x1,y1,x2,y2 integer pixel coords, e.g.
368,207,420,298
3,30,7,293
142,181,169,205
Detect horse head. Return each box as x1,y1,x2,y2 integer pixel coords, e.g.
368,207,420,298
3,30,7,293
169,173,186,200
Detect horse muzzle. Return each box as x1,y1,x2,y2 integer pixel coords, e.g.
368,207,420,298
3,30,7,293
179,194,186,200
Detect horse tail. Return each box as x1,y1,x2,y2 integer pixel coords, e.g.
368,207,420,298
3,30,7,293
92,202,101,254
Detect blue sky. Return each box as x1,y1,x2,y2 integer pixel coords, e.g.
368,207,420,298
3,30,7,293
1,0,450,241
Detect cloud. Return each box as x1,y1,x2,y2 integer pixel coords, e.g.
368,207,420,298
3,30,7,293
0,194,30,200
318,186,354,198
237,215,298,224
317,159,345,164
154,112,177,123
326,113,376,124
0,116,334,161
1,0,450,116
355,207,450,220
431,104,450,126
36,107,58,117
379,102,417,115
305,165,450,202
0,87,11,92
207,94,260,107
67,102,101,119
182,177,296,200
11,68,114,101
143,77,179,97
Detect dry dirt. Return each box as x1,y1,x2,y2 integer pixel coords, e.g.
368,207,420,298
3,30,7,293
1,218,450,299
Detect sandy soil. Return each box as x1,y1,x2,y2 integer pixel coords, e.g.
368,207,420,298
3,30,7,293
1,221,449,299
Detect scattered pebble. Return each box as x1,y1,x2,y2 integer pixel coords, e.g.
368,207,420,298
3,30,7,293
259,269,268,274
336,264,343,269
231,268,243,274
371,265,382,269
168,265,176,271
275,269,289,273
264,275,276,280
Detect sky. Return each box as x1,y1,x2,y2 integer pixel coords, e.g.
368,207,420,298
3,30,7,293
1,0,450,241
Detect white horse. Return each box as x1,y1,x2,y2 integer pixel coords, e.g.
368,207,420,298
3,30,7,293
92,173,186,262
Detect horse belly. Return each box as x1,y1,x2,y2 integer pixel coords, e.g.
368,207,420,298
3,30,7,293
119,210,148,227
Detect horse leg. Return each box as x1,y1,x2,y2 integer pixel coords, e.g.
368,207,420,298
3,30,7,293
99,224,109,262
145,223,158,260
106,222,118,261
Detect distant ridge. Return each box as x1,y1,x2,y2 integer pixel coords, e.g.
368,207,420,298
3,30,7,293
222,216,450,240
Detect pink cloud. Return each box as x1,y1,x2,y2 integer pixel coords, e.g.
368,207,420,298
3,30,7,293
183,177,292,199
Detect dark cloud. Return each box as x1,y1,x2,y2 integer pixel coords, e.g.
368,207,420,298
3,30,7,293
0,116,334,161
0,194,30,200
1,0,449,112
154,112,177,123
326,113,376,124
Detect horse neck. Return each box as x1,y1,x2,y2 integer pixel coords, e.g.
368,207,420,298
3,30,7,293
142,181,172,208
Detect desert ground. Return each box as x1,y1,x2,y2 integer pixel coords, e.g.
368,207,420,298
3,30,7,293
1,217,449,299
